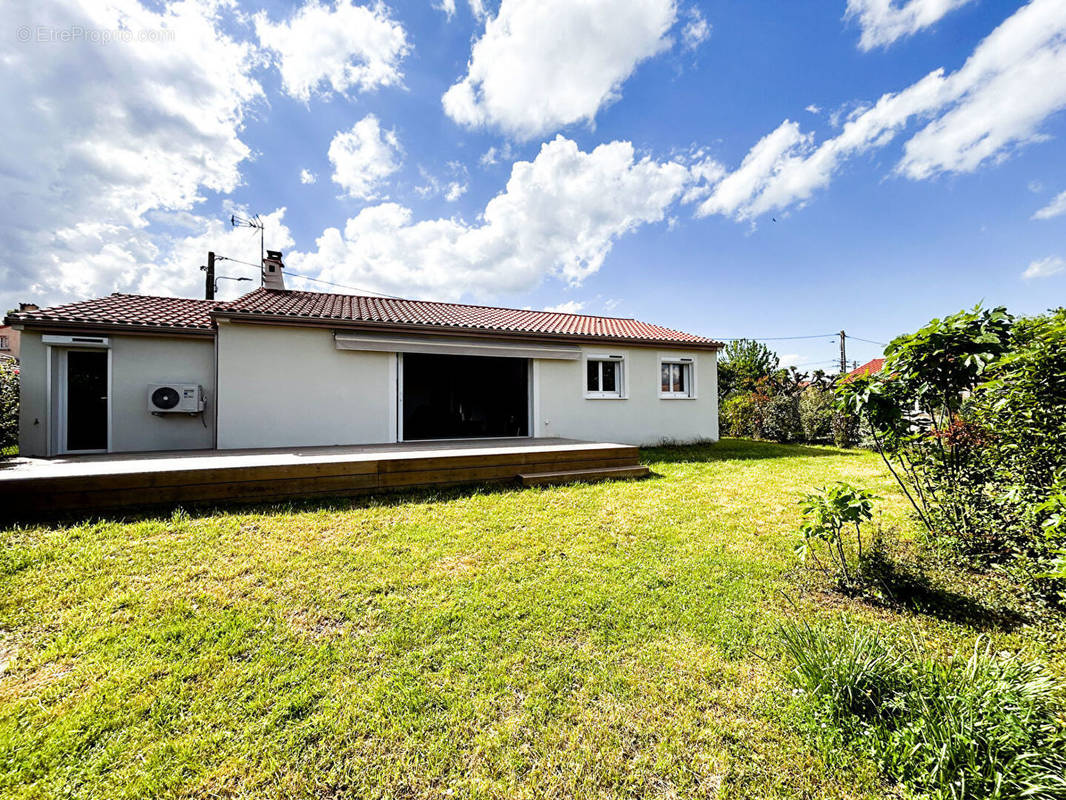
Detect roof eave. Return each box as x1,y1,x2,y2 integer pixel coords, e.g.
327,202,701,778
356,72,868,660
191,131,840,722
211,310,723,350
7,318,215,338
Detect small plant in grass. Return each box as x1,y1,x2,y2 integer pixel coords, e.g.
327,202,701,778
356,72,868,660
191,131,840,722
795,482,878,593
780,617,1066,800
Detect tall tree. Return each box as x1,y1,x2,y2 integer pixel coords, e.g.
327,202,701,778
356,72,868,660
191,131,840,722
719,338,779,397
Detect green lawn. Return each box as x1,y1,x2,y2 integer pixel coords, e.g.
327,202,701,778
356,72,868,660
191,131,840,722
0,439,1058,799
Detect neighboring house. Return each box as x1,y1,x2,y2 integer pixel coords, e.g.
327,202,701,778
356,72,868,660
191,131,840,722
0,327,15,362
842,357,885,382
4,254,721,456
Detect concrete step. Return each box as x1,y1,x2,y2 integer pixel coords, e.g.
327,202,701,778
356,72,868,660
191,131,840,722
518,464,650,487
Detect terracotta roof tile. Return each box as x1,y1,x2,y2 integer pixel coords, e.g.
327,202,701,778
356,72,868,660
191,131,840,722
843,357,886,381
217,288,722,346
7,288,722,348
5,293,217,331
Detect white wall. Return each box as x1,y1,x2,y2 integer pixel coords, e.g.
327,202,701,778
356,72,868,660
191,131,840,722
110,335,215,452
535,346,718,446
216,321,393,449
17,332,215,456
17,332,47,456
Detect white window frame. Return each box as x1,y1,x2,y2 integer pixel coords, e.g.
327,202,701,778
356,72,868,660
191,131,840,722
0,336,8,350
659,354,697,400
584,352,627,399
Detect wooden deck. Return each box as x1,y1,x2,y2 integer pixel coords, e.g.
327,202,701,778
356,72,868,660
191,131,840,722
0,438,648,520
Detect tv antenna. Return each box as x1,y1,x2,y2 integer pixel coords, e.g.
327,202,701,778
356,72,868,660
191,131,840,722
230,213,265,274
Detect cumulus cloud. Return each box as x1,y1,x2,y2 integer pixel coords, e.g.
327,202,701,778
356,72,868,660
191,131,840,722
1023,255,1065,279
845,0,974,50
328,115,403,200
698,0,1066,220
442,0,678,139
0,0,263,311
254,0,408,102
1033,190,1066,219
289,136,691,299
543,300,586,314
300,169,317,184
681,7,711,50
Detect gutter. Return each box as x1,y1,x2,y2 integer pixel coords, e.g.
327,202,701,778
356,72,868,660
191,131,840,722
210,311,724,351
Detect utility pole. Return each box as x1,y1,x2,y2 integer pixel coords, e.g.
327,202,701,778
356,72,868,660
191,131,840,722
839,330,847,374
204,251,216,301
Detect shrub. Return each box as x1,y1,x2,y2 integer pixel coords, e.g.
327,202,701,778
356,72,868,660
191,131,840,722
795,482,878,593
761,393,802,443
780,618,1066,800
720,392,759,438
831,409,859,448
799,387,834,443
0,361,17,455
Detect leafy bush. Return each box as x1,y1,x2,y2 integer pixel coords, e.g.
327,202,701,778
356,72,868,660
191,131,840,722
799,387,835,442
0,361,17,455
831,409,859,448
721,392,759,438
761,393,802,443
795,482,878,592
780,618,1066,800
837,306,1066,602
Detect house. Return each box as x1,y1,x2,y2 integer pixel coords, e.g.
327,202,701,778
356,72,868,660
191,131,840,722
842,357,885,381
4,253,721,457
0,327,16,363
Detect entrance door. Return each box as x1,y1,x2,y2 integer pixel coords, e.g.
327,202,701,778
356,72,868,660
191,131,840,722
64,349,109,452
402,353,529,440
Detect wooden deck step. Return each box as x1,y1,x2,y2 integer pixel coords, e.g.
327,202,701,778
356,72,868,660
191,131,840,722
518,464,650,487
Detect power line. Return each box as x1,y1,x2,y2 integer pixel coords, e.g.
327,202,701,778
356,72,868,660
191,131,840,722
284,270,402,299
848,335,888,346
214,255,403,299
716,333,837,341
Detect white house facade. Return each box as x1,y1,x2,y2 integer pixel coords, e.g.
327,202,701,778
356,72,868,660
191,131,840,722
6,269,721,457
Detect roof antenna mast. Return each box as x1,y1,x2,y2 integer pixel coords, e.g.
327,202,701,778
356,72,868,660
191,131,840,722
230,213,265,285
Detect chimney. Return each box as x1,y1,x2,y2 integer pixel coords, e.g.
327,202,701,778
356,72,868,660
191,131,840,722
18,302,39,312
262,250,285,290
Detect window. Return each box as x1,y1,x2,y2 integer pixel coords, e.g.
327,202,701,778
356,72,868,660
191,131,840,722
0,336,7,350
660,358,695,398
586,356,624,398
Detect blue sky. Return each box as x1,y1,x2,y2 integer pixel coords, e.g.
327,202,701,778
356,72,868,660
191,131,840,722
2,0,1065,371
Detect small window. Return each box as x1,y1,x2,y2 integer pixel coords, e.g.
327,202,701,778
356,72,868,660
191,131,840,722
586,356,624,398
660,359,694,398
0,336,7,350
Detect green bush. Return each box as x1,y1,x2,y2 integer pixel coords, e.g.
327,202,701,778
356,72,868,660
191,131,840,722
799,387,835,443
795,482,878,593
761,394,802,443
721,392,759,438
780,618,1066,800
0,361,17,455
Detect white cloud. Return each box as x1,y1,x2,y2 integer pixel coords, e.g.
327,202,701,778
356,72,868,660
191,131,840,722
480,143,515,167
300,169,317,184
442,0,678,139
1023,255,1065,279
543,300,586,314
435,0,457,17
805,104,821,114
290,136,691,300
254,0,408,102
698,0,1066,220
444,182,467,202
681,7,711,50
845,0,974,50
328,115,403,200
1033,190,1066,219
0,0,263,311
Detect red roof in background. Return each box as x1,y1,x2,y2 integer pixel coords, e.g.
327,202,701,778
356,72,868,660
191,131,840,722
217,288,722,346
843,357,886,381
5,293,217,332
6,288,722,348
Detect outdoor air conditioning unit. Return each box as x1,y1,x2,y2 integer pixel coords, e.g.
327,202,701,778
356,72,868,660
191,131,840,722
148,383,205,414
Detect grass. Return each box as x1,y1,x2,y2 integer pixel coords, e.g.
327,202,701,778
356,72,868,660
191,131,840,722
0,438,1061,799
